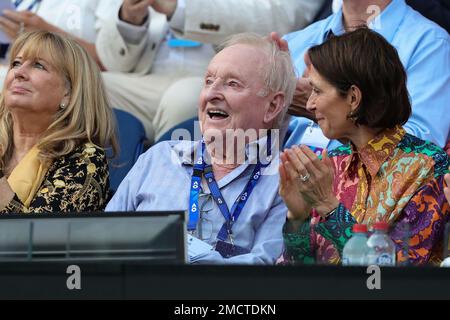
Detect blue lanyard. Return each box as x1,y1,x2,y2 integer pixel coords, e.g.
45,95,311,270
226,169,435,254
13,0,41,11
187,142,205,232
188,133,272,241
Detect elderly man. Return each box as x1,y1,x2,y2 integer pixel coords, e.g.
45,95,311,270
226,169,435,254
106,33,296,264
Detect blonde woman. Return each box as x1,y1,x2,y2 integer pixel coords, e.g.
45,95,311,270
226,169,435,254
0,31,117,213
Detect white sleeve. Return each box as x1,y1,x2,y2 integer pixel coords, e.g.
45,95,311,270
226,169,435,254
175,0,325,45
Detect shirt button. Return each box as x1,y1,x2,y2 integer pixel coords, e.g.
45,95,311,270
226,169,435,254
119,48,126,56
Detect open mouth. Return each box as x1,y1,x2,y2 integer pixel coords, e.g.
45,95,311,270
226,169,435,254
207,109,229,120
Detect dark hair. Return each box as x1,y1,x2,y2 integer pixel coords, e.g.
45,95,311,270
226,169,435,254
307,27,411,128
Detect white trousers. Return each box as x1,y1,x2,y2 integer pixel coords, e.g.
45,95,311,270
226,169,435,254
102,72,204,144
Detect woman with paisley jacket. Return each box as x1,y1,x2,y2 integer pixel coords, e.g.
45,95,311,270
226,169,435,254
280,28,450,265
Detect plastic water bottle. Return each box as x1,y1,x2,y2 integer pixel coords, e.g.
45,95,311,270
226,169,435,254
366,222,396,266
342,224,369,266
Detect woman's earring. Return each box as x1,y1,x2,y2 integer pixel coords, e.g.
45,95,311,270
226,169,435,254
347,110,357,124
59,103,66,109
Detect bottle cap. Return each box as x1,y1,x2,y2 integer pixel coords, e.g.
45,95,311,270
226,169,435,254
373,221,389,231
352,224,367,233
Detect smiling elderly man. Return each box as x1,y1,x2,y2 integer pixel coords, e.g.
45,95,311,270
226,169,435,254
106,33,296,264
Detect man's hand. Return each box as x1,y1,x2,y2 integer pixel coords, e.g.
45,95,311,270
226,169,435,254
288,77,315,120
152,0,178,19
0,10,53,42
120,0,178,25
269,32,289,52
120,0,153,25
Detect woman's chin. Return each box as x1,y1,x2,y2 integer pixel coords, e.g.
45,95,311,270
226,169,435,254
317,123,329,137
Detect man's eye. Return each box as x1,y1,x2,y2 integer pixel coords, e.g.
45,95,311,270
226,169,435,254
228,81,239,87
205,78,214,85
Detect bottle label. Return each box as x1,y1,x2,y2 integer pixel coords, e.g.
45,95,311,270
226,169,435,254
342,257,349,266
376,253,394,266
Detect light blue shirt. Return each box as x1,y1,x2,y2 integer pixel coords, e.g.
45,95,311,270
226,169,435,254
285,0,450,149
106,139,287,265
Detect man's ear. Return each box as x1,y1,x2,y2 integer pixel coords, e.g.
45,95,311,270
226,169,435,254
348,85,362,112
264,91,285,125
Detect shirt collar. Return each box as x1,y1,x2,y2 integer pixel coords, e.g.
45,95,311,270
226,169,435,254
348,126,405,178
323,0,407,43
174,133,276,167
172,140,199,166
323,8,346,41
371,0,408,43
176,134,279,189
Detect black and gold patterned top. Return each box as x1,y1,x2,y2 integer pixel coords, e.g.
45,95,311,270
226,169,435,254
1,143,110,213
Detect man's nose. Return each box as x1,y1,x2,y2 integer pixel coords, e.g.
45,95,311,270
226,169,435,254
204,79,224,101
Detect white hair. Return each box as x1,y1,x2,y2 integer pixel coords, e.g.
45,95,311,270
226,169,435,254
218,33,297,132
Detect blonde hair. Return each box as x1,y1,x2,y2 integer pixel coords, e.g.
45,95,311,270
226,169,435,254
218,33,297,130
0,31,118,168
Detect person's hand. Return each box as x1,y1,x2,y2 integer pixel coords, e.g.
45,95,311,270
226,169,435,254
284,145,339,218
279,151,312,222
287,77,315,120
120,0,154,25
444,168,450,205
269,32,289,52
151,0,178,19
120,0,178,25
0,10,53,41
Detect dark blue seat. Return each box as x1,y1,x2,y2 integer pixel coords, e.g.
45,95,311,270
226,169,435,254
108,109,146,193
156,117,200,143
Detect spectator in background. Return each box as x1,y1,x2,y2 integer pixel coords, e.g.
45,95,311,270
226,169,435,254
405,0,450,33
0,31,117,213
284,0,450,152
0,0,122,69
169,0,325,45
281,28,450,266
333,0,450,33
96,0,324,143
107,33,297,264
